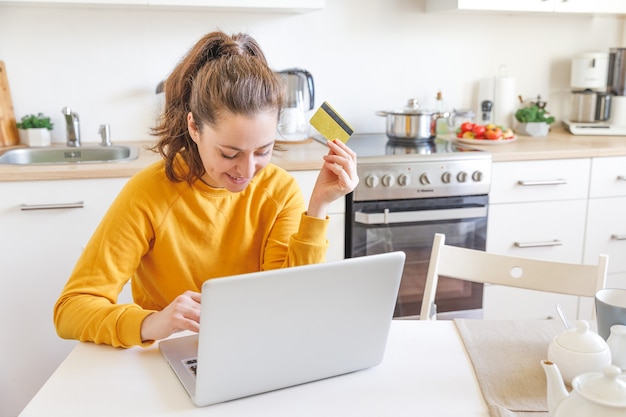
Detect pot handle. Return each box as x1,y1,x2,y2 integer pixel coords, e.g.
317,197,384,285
376,111,389,117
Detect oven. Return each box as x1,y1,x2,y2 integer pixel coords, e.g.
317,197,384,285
344,134,492,319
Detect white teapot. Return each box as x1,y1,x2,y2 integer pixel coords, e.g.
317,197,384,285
542,360,626,417
547,320,611,384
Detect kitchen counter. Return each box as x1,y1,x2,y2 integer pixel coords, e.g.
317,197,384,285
2,127,626,181
457,125,626,162
0,139,330,182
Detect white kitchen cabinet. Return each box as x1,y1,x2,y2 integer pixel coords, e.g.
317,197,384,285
426,0,553,13
554,0,626,14
426,0,626,14
485,158,591,321
488,159,590,205
1,0,145,4
584,156,626,282
147,0,324,12
1,0,324,12
289,170,345,262
0,177,129,417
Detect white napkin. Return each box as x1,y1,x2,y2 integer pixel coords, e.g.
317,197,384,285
454,319,563,417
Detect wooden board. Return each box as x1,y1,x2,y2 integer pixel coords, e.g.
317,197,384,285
0,61,19,148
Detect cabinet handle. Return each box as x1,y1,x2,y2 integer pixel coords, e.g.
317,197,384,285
617,175,626,181
514,239,563,248
611,234,626,241
517,179,567,186
20,201,84,211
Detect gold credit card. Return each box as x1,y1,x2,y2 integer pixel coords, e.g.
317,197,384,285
309,101,354,143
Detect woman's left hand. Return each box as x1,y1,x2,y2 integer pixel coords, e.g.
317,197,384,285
307,139,358,219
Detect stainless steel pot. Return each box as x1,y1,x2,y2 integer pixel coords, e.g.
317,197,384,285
377,99,449,141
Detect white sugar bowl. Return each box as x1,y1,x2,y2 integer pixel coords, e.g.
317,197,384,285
547,320,612,384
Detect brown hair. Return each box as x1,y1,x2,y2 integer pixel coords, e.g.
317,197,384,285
152,31,284,183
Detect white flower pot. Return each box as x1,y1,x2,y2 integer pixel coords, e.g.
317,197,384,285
18,128,51,147
516,122,550,137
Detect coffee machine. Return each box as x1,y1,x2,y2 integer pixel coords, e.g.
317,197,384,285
565,49,626,135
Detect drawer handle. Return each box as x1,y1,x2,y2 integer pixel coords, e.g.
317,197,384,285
611,234,626,241
514,239,563,248
617,175,626,181
518,179,567,186
20,201,85,211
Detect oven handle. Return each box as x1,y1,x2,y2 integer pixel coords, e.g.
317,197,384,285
354,206,487,225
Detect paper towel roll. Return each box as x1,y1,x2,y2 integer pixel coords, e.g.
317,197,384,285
494,78,516,127
493,66,517,128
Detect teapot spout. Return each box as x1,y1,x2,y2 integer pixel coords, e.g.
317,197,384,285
542,360,569,415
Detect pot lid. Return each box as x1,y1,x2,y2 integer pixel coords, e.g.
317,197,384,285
555,320,608,353
573,365,626,408
378,98,437,116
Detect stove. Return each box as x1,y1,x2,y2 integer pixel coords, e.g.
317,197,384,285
343,133,493,318
346,134,492,201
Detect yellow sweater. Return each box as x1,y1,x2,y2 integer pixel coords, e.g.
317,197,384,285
54,159,329,348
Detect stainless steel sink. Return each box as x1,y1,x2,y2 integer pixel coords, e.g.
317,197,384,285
0,145,139,165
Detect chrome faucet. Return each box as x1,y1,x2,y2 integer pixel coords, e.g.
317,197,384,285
98,124,112,147
62,106,81,147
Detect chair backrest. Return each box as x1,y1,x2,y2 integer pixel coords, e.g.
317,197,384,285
420,233,609,320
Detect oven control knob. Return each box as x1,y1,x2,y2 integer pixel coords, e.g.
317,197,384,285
419,173,431,185
397,174,410,187
472,171,484,182
382,174,395,187
441,172,452,184
457,171,468,183
365,175,379,188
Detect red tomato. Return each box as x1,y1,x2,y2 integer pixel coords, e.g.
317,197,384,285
460,122,475,133
472,124,486,139
485,127,502,140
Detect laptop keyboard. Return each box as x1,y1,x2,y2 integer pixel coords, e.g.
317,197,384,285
183,358,198,377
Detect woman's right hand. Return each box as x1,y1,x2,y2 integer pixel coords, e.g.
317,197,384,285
140,290,201,342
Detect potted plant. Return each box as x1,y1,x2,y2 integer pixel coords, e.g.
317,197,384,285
16,113,54,147
514,100,555,137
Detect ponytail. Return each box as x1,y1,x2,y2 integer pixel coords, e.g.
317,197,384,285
152,31,283,184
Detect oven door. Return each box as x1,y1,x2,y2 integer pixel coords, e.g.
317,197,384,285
347,195,488,318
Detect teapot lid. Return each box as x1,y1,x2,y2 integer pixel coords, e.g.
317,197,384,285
574,365,626,407
555,320,608,353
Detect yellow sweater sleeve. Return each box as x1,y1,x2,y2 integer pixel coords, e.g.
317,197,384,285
54,161,329,348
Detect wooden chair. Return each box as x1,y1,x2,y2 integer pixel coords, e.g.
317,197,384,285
420,233,609,320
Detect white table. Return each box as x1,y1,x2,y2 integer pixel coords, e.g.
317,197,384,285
19,321,489,417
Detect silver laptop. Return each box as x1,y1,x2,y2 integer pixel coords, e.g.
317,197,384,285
159,251,405,407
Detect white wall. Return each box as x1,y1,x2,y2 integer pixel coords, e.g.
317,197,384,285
0,1,624,144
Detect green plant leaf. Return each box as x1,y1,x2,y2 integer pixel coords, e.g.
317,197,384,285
16,113,54,130
515,104,554,124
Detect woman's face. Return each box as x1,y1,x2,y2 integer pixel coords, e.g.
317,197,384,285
188,110,277,192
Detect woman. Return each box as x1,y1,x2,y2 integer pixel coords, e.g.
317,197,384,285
53,31,358,348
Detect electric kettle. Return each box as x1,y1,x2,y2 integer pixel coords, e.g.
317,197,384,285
275,68,314,142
